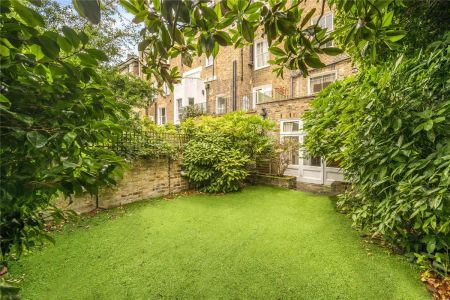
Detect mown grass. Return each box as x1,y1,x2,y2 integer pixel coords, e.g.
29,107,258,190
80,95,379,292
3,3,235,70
10,186,429,299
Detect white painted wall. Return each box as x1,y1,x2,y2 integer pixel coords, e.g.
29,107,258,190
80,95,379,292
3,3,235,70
173,67,206,124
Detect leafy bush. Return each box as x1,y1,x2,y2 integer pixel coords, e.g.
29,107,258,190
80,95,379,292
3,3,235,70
180,105,205,121
181,112,274,193
303,35,450,276
0,1,128,262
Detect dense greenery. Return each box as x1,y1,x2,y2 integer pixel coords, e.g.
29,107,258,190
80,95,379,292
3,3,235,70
304,35,450,276
10,187,428,299
0,0,139,264
181,113,273,192
39,0,139,64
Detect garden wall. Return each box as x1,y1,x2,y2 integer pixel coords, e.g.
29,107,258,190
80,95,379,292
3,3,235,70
56,158,188,213
248,173,297,189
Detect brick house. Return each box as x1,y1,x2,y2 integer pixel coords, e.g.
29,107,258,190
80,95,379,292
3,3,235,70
136,2,354,185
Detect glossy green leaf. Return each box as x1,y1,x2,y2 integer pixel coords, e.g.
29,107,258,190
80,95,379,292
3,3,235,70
72,0,101,24
27,131,48,148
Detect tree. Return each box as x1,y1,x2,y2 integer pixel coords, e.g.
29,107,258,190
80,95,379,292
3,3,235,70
38,0,140,64
0,0,130,263
124,0,408,87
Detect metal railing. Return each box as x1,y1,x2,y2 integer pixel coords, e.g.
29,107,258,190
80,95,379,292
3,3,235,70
100,130,189,158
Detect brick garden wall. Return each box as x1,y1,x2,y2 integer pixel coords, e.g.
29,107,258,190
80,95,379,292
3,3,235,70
56,158,188,213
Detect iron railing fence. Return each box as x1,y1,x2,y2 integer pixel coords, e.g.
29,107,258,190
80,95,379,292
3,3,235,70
97,130,190,158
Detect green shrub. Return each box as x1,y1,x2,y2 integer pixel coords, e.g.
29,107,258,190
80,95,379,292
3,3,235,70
181,112,274,193
303,35,450,276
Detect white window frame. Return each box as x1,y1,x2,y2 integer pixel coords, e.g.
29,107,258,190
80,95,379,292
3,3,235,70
205,55,214,67
216,95,226,114
280,119,303,168
254,39,269,70
176,98,183,123
311,12,334,47
252,84,272,106
158,107,166,125
162,83,170,96
241,96,250,111
307,71,337,96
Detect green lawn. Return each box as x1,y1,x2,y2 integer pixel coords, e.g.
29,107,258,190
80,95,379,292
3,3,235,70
10,186,429,299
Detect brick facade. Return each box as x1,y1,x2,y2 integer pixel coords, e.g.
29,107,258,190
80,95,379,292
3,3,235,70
143,2,354,127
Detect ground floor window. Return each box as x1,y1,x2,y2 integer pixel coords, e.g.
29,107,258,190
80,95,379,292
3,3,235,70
158,107,166,125
281,136,300,165
216,96,226,114
242,96,250,111
303,155,322,167
280,119,302,166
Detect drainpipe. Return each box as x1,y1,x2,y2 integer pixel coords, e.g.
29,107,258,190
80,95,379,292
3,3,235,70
232,60,237,111
240,49,244,81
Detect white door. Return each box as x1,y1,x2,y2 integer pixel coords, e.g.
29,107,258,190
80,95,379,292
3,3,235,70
298,134,324,184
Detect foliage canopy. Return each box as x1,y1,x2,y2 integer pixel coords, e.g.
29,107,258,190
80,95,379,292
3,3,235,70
303,34,450,276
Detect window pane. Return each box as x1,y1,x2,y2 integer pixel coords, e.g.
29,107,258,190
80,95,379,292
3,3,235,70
312,78,323,93
242,96,249,111
255,41,268,68
188,97,194,106
282,121,300,132
326,160,341,168
217,97,226,114
283,136,299,165
303,154,322,167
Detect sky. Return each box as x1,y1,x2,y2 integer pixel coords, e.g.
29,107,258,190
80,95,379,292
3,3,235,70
55,0,134,21
55,0,138,59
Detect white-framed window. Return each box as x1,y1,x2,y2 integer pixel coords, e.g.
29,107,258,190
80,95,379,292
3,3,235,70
205,55,213,67
163,83,170,96
312,12,334,47
158,107,166,125
188,97,195,106
303,155,322,167
254,39,269,70
308,72,336,95
281,120,301,133
176,98,182,122
280,120,302,166
253,85,272,105
216,96,226,114
241,96,250,111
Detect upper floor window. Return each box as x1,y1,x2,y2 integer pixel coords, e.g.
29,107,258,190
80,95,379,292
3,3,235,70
158,107,166,125
241,96,250,111
312,13,334,47
254,40,269,70
309,73,336,95
188,97,195,106
163,83,170,96
281,120,301,133
176,98,182,122
205,55,213,67
216,96,226,114
253,85,272,105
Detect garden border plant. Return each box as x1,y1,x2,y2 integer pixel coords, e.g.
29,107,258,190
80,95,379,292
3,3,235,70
181,112,274,193
303,34,450,277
